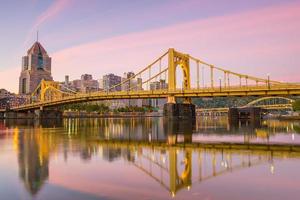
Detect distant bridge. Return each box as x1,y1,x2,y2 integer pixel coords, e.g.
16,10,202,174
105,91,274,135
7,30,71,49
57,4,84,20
197,96,295,114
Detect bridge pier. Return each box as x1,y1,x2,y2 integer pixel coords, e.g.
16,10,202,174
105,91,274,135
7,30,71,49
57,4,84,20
4,111,17,119
228,107,262,122
163,103,196,119
164,117,195,145
34,109,63,119
0,109,62,119
2,111,35,119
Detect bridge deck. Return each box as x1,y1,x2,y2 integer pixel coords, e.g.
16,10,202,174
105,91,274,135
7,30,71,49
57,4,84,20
9,84,300,111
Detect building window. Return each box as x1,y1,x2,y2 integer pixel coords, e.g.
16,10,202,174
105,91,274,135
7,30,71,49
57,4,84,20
22,78,26,94
22,56,28,71
37,54,44,69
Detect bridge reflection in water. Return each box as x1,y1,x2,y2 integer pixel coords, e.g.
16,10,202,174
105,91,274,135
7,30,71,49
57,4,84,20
2,117,300,198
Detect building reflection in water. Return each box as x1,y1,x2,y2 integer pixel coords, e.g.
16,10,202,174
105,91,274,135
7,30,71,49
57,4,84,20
16,128,49,196
2,117,300,198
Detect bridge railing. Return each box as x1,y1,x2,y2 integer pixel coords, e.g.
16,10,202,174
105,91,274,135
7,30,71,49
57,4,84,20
187,83,300,91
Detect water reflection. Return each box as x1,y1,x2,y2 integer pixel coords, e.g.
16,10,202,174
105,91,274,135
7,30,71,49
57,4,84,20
1,117,300,199
3,117,300,143
17,131,49,195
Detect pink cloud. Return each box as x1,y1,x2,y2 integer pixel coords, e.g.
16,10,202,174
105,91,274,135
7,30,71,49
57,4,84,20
2,2,300,93
24,0,71,46
51,2,300,84
34,0,70,27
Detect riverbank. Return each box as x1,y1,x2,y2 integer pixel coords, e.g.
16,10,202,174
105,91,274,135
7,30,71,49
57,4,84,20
63,111,163,118
276,115,300,120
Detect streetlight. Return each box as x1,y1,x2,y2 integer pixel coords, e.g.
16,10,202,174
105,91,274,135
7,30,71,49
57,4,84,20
202,65,205,88
219,77,222,91
267,73,270,89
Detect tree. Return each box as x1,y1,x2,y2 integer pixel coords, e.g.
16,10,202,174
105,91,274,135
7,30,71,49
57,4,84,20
60,102,110,113
292,100,300,111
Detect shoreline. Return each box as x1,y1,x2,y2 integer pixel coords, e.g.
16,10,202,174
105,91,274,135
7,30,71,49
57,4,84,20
275,116,300,120
63,111,163,118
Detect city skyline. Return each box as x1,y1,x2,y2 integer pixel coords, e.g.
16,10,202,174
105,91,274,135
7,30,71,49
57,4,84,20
1,2,300,199
1,0,300,92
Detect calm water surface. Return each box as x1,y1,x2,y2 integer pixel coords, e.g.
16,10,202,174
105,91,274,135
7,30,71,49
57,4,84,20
0,117,300,200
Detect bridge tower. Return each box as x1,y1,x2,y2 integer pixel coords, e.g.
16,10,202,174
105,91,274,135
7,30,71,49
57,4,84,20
31,79,61,102
164,48,195,118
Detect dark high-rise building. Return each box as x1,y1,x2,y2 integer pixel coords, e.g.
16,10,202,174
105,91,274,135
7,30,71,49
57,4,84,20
19,41,53,94
103,73,121,91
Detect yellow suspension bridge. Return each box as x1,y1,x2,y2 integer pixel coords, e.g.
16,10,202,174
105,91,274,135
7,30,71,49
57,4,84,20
6,48,300,112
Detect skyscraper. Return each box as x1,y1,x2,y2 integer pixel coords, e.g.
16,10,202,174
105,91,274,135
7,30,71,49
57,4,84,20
103,73,121,91
19,41,53,95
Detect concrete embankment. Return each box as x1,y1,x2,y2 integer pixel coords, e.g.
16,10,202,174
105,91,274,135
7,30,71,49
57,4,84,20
0,110,63,119
0,111,162,119
276,116,300,120
63,111,163,118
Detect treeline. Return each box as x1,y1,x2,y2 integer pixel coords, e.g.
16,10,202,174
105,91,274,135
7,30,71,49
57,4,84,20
61,103,110,113
293,100,300,111
60,103,154,113
192,97,257,108
193,97,300,111
114,105,154,113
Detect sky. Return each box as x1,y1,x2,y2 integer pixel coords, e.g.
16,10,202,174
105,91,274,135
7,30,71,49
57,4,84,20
0,0,300,92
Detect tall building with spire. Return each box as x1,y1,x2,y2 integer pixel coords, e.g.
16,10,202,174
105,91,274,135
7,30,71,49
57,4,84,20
19,41,53,94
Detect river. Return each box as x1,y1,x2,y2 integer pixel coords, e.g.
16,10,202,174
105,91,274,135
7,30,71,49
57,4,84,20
0,117,300,200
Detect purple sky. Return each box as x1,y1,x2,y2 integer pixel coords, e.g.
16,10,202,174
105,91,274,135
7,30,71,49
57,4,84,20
0,0,300,92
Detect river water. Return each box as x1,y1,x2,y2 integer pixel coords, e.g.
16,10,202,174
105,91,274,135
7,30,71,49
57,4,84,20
0,117,300,200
